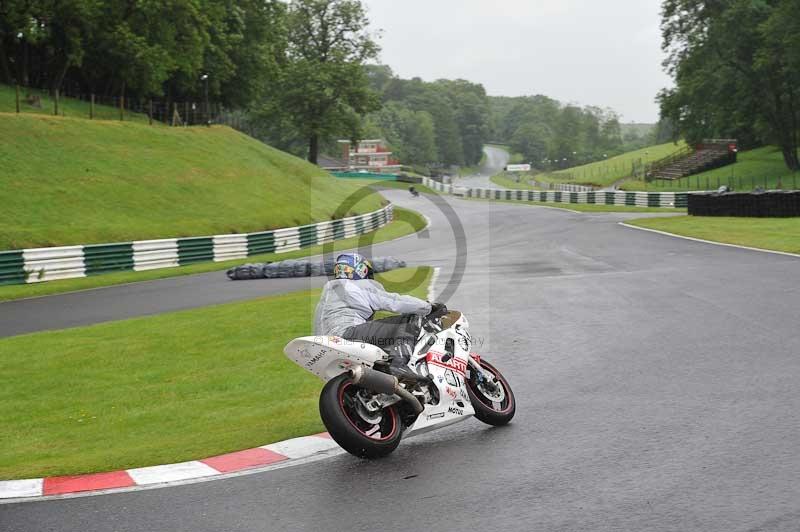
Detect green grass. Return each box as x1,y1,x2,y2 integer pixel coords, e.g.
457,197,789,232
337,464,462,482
620,146,800,192
625,216,800,254
0,206,427,302
0,112,383,250
339,178,438,195
489,174,538,190
0,83,151,123
536,141,687,188
0,266,431,480
463,197,685,213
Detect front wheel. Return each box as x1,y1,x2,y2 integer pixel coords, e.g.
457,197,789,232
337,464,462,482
319,373,403,458
466,358,516,426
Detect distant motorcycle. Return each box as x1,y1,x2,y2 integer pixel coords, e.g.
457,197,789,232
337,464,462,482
284,310,515,457
409,185,420,197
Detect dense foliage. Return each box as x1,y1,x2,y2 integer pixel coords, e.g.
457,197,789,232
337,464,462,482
359,65,492,167
0,0,286,108
658,0,800,171
490,95,627,170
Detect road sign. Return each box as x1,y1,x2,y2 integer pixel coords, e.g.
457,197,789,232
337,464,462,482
505,164,531,172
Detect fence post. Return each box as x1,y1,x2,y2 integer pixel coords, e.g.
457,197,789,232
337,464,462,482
90,94,94,119
15,84,20,113
148,100,153,125
184,102,189,127
54,89,59,116
119,92,124,121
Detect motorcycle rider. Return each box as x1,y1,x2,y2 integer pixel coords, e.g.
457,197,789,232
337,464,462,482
313,252,446,381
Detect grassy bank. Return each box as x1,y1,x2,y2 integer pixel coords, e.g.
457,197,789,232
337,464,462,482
0,113,383,250
620,146,800,192
490,174,538,190
536,141,686,188
464,197,685,213
339,178,438,195
0,83,151,122
625,216,800,254
0,267,431,480
0,206,427,302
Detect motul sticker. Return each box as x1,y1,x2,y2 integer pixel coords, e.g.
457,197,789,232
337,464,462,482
426,351,467,375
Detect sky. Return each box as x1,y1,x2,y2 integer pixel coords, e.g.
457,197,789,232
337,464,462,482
362,0,672,123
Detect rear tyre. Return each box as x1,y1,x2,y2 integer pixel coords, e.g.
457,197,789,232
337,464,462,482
319,373,403,458
466,358,516,426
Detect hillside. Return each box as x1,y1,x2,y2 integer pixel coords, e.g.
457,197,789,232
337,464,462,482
536,141,686,188
0,84,150,123
621,146,799,191
0,113,383,250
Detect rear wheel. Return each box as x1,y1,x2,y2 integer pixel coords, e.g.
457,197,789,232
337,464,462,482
466,358,516,426
319,373,403,458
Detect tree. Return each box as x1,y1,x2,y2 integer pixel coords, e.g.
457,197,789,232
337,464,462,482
274,0,380,163
659,0,800,170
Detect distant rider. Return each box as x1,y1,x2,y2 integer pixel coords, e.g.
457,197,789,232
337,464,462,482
313,253,445,381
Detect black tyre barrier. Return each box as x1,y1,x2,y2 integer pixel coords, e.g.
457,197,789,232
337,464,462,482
688,191,800,217
227,256,407,281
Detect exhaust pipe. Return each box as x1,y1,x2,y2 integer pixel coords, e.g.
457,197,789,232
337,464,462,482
349,366,423,415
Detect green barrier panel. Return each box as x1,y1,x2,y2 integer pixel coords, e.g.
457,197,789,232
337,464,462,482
648,193,661,207
332,220,346,241
625,192,637,206
605,192,615,205
84,243,134,276
587,192,596,204
247,231,276,255
0,250,26,285
177,237,214,265
527,191,534,201
675,193,688,208
298,224,318,248
554,192,562,203
570,192,578,203
355,216,365,234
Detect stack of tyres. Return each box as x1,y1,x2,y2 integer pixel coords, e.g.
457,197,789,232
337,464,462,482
688,190,800,217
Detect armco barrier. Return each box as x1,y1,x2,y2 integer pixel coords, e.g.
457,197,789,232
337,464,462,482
421,177,688,209
0,205,393,286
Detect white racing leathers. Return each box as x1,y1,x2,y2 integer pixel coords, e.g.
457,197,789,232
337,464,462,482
313,279,431,337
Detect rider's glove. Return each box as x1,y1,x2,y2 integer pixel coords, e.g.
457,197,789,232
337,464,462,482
427,302,448,319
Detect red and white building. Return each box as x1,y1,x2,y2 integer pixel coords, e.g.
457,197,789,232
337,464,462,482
338,139,401,173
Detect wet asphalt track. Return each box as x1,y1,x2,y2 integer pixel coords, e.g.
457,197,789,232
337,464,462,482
3,191,800,532
452,145,510,189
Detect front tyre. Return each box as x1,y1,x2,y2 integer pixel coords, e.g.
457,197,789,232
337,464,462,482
466,358,516,426
319,373,403,458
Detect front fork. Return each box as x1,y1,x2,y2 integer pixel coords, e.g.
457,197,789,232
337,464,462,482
468,354,498,391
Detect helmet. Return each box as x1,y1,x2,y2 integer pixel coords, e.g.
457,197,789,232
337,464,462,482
333,253,374,280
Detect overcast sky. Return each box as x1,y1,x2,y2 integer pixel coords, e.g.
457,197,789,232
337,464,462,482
362,0,672,123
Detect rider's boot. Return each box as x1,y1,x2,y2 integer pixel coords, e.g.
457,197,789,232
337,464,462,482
388,344,430,384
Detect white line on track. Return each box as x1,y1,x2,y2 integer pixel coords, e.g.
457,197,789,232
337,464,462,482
619,222,800,259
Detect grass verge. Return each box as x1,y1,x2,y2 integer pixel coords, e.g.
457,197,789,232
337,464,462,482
0,267,431,480
0,207,426,302
462,197,685,213
489,174,538,190
338,178,438,195
624,216,800,254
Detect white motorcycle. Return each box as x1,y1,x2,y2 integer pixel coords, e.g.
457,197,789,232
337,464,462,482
283,310,515,458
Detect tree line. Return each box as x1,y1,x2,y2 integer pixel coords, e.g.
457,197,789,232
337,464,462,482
490,95,629,170
659,0,800,171
0,0,667,170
